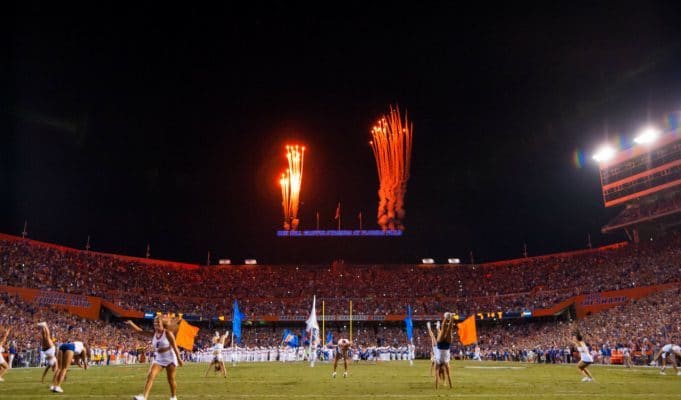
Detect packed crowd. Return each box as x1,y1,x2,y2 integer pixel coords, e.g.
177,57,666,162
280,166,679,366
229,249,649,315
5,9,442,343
470,287,681,364
1,285,679,366
0,290,147,365
2,233,680,318
1,232,681,367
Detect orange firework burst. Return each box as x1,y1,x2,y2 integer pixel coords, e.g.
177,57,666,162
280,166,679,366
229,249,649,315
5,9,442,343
279,145,305,230
370,106,413,230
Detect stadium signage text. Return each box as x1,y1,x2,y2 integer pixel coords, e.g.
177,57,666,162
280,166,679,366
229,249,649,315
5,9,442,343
276,230,403,237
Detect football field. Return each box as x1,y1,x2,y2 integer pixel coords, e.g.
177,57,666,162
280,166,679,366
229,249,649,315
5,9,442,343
0,361,679,400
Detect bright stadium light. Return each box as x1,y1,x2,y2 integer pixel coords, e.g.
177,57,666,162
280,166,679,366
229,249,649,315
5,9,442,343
447,258,461,264
421,258,435,264
592,146,616,162
244,259,257,265
634,127,660,144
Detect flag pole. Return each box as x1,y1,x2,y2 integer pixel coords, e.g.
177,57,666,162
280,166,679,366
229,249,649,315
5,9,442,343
309,333,313,367
316,211,320,230
231,331,235,366
349,300,353,344
322,300,325,348
309,295,315,367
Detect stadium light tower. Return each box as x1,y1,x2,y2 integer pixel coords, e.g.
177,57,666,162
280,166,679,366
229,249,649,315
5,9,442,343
592,145,616,162
633,127,660,145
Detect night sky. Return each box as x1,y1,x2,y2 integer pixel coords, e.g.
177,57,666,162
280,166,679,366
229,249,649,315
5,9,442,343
4,2,681,264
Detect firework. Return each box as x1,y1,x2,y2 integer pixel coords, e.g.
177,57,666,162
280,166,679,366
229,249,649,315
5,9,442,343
370,106,413,230
279,145,305,230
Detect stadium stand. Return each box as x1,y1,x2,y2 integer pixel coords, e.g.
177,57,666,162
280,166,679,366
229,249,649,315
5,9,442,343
0,232,679,364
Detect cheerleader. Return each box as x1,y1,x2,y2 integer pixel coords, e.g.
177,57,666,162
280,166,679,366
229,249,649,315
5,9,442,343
434,313,454,389
204,331,229,378
37,322,58,383
0,326,10,382
426,321,439,377
652,344,681,375
127,317,184,400
570,331,594,382
332,338,351,378
51,339,89,393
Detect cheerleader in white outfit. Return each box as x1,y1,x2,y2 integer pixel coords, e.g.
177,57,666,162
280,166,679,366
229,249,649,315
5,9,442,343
652,344,681,375
127,317,184,400
204,331,229,378
332,338,351,378
571,331,594,382
37,322,57,383
0,326,10,382
434,314,454,390
426,321,439,377
51,339,89,393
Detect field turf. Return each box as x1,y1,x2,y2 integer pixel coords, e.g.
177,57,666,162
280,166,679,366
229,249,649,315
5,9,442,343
0,360,679,400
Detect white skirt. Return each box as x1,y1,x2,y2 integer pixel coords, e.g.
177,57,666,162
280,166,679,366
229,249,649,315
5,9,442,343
435,349,450,365
153,350,178,367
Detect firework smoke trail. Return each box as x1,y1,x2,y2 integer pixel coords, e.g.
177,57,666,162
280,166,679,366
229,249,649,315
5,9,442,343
279,145,305,230
280,171,291,230
370,106,413,230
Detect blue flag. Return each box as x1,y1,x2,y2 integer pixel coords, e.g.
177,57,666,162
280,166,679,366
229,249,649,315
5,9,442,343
232,300,246,344
282,329,298,347
282,329,295,345
404,305,413,342
326,331,333,345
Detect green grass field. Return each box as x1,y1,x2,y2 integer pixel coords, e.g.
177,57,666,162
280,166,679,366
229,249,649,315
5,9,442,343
0,361,679,400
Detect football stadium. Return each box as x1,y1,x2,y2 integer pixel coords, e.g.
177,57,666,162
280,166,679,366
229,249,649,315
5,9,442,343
4,3,681,400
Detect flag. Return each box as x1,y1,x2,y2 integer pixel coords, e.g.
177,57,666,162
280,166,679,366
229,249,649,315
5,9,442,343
282,329,299,347
232,300,246,344
306,296,320,346
326,331,333,345
175,319,199,350
404,305,413,342
282,329,294,343
457,315,477,346
334,202,341,220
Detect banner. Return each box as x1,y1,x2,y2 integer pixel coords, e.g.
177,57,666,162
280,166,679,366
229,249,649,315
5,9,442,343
0,285,101,320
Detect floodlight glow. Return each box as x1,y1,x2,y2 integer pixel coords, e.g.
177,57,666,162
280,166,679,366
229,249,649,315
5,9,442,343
421,258,435,264
244,259,257,265
634,127,660,144
448,258,461,264
592,146,616,162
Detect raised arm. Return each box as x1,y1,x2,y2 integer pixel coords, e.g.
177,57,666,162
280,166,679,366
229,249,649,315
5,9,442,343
220,331,230,346
124,320,153,338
